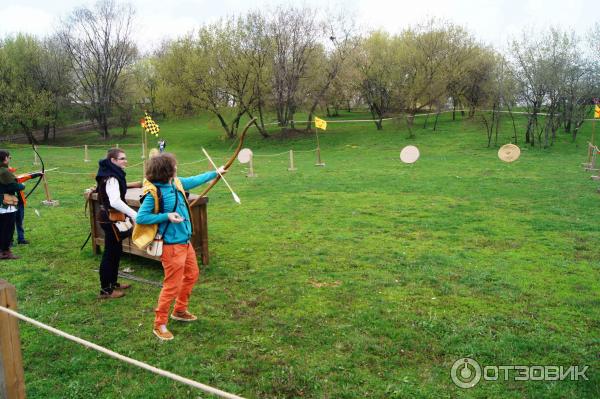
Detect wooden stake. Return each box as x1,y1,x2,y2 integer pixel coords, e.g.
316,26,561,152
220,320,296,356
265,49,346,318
0,280,26,399
247,154,256,177
142,131,147,175
33,145,39,166
315,146,325,167
288,150,297,171
41,174,59,206
582,142,593,169
84,145,90,162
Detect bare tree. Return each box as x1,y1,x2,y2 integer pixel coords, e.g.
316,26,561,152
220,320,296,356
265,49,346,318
560,23,600,141
270,6,319,130
240,11,272,137
59,0,137,139
304,12,357,132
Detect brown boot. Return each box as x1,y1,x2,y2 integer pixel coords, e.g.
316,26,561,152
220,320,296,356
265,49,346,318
0,250,20,260
98,290,125,299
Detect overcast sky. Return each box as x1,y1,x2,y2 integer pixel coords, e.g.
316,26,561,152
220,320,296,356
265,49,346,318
0,0,597,52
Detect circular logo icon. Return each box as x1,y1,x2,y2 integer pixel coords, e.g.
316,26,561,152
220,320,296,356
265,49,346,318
451,357,482,388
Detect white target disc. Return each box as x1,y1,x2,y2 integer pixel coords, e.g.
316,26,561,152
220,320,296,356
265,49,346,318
498,144,520,163
237,148,253,164
400,145,420,164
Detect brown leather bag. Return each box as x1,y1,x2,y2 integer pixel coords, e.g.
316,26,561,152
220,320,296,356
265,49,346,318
108,209,126,222
2,194,18,206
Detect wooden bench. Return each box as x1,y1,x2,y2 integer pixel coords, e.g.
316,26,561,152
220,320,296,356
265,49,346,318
85,188,210,265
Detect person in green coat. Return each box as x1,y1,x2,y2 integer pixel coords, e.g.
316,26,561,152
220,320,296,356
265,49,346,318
0,150,25,260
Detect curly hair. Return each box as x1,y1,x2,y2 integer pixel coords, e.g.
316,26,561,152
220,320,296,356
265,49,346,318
145,153,177,183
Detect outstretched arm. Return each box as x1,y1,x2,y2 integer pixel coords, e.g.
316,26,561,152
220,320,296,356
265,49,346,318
179,171,219,191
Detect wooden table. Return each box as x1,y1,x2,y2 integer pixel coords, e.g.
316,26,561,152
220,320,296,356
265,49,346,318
85,188,210,265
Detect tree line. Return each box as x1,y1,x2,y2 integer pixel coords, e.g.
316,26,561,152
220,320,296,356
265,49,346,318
0,0,598,147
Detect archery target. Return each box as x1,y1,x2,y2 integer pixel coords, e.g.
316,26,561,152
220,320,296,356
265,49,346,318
237,148,253,164
498,144,520,163
400,145,420,164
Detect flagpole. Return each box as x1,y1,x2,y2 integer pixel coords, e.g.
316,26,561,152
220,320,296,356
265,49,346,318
314,117,325,167
143,129,147,175
594,103,600,146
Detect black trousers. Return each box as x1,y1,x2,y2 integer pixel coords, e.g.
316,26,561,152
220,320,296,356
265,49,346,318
99,224,122,293
0,212,16,251
15,203,25,242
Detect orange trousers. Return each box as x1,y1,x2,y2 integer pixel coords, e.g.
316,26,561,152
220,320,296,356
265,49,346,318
154,243,200,328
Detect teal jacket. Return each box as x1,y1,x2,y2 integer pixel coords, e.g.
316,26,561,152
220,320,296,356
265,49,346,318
136,172,217,244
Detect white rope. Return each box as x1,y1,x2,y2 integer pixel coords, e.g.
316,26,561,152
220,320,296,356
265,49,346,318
125,161,144,169
254,150,295,157
33,145,84,149
256,109,578,126
0,305,245,399
179,157,208,166
478,109,561,116
46,170,95,175
292,148,318,153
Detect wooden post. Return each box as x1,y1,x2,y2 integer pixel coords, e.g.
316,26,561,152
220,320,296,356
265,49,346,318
116,143,119,149
583,142,594,169
33,146,39,166
41,175,59,206
288,150,297,171
0,280,26,399
142,131,147,174
84,145,90,163
315,146,325,167
586,146,599,172
247,154,256,177
314,129,325,167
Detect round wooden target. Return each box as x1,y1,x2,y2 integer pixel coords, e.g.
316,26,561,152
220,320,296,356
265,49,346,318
237,148,253,164
498,144,520,163
400,145,420,164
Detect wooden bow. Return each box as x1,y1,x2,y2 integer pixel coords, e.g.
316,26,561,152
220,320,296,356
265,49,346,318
189,117,256,207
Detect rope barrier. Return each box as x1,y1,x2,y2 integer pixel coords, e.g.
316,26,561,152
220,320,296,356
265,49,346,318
179,157,208,166
47,170,95,175
4,110,596,172
254,150,301,157
125,161,144,169
0,305,246,399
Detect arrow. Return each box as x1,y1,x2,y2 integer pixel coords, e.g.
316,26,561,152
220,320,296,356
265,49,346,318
201,148,241,204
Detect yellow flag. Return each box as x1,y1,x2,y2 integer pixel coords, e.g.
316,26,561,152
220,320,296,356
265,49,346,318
595,105,600,119
314,116,327,131
144,112,160,136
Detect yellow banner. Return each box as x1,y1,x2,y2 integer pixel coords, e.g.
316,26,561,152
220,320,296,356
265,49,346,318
595,105,600,119
143,112,160,136
314,116,327,131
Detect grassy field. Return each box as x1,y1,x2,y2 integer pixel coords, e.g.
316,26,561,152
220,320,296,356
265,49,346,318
0,111,599,398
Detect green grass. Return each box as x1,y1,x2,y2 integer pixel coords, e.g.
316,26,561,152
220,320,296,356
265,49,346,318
1,110,599,398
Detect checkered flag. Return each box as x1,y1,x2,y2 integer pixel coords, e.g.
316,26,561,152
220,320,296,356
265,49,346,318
143,112,160,136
